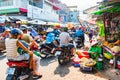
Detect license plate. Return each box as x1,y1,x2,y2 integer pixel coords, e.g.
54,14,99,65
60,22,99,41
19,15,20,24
55,51,61,56
6,68,15,75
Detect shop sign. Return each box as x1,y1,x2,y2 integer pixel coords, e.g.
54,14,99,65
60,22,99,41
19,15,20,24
27,5,59,22
0,8,19,14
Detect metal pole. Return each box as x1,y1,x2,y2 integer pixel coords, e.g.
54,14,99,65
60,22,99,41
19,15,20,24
32,0,33,20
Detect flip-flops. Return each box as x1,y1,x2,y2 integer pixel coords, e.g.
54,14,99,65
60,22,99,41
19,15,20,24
33,74,42,79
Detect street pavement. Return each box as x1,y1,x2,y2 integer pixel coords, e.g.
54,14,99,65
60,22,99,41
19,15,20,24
0,34,108,80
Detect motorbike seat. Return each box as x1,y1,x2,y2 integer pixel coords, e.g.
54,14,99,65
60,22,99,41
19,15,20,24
60,45,69,50
7,60,29,67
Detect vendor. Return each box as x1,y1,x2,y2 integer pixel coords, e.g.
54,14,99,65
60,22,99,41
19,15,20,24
88,41,102,60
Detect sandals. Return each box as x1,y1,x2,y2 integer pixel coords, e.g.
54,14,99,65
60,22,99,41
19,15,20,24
33,74,42,79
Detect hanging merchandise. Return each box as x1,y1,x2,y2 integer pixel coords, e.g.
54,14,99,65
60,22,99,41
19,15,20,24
96,21,105,37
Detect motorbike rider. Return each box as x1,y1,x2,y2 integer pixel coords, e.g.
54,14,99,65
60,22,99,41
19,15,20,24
45,27,59,54
59,27,75,56
76,27,85,45
27,27,40,41
0,20,12,40
52,25,60,37
5,28,42,78
20,25,39,50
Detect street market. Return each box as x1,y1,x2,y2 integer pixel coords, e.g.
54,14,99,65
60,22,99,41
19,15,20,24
0,0,120,80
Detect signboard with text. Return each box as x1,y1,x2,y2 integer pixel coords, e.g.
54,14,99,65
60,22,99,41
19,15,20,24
27,5,59,22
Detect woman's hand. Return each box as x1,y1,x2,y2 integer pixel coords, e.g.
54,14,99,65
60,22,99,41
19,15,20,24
28,51,33,55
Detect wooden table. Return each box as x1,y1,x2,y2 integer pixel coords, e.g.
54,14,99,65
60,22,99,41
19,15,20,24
102,46,120,68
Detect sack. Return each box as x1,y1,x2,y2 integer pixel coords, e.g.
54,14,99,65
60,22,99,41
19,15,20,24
17,47,27,55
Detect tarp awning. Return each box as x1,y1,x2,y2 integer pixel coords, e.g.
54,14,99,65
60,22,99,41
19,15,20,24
92,2,120,15
28,20,46,25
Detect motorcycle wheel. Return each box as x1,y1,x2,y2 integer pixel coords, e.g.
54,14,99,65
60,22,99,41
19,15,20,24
39,48,48,59
58,55,64,65
27,73,33,80
6,75,15,80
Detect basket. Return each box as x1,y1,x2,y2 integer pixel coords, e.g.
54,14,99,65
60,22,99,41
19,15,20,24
103,52,113,59
85,60,96,67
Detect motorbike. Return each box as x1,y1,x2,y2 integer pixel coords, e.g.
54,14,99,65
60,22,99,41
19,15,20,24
57,45,74,65
6,60,33,80
74,36,84,48
39,39,59,59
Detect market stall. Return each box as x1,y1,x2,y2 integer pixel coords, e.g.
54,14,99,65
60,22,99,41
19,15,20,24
92,2,120,69
102,12,120,68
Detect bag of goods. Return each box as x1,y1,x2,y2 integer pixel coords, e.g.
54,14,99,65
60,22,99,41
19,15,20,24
111,46,120,53
95,61,103,70
103,52,113,59
76,50,89,59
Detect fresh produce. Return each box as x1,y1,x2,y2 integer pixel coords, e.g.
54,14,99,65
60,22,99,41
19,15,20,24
103,52,113,59
111,46,120,52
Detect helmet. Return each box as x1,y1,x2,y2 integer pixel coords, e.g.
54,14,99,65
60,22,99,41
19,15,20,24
20,25,28,30
10,28,23,36
28,27,33,31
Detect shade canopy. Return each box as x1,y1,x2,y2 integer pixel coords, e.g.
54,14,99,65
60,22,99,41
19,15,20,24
92,2,120,15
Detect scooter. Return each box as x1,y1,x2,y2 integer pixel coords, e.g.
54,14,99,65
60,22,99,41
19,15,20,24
6,60,33,80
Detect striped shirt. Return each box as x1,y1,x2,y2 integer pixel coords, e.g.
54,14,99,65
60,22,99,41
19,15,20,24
5,38,19,59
